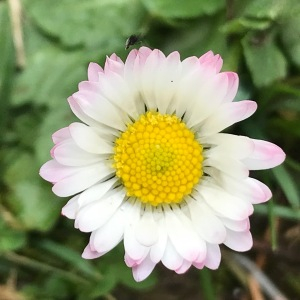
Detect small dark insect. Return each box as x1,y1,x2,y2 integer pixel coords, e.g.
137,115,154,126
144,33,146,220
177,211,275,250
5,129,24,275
125,34,142,50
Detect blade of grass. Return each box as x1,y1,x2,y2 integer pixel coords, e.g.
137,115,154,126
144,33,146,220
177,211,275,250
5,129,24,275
255,204,300,221
268,199,277,250
272,165,300,209
199,268,215,300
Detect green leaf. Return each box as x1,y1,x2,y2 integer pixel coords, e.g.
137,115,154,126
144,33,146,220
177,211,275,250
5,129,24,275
39,240,101,280
43,275,71,300
280,16,300,68
272,165,300,209
242,32,287,87
163,16,227,59
243,0,286,20
269,118,300,138
0,220,27,252
12,46,88,108
142,0,225,18
23,0,146,48
0,3,15,137
4,153,61,231
222,18,271,34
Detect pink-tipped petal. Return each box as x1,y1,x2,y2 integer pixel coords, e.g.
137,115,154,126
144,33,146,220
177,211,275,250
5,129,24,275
82,244,102,259
223,72,239,103
242,140,286,170
52,162,113,197
175,260,192,274
61,195,79,219
40,160,78,183
246,178,272,204
132,255,156,282
199,100,257,136
74,188,125,232
224,229,253,252
52,127,71,144
104,54,124,75
199,51,223,73
204,243,221,270
161,240,184,271
69,122,112,154
87,62,103,82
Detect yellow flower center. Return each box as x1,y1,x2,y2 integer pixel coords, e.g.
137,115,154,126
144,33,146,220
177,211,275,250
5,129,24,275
113,112,203,206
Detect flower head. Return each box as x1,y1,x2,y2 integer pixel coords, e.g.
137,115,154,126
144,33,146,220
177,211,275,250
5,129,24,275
40,47,285,281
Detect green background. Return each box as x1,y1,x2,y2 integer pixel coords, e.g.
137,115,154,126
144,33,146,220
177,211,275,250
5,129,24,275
0,0,300,299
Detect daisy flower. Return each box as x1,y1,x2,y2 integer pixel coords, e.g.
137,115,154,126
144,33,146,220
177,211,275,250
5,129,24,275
40,47,285,282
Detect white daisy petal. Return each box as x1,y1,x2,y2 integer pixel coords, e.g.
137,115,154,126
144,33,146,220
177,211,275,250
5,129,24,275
150,213,168,263
199,100,257,136
206,168,272,204
73,83,128,131
175,260,192,274
188,197,226,244
81,244,102,259
90,201,132,253
161,239,184,270
202,134,254,160
52,127,71,144
195,182,254,221
154,51,182,114
68,96,106,128
199,51,223,73
132,254,157,282
223,72,239,103
40,160,78,183
87,62,103,82
77,177,118,207
61,195,80,219
220,217,250,232
185,72,229,127
246,178,272,204
204,243,221,270
203,156,249,179
98,70,139,119
104,54,124,76
135,206,159,247
52,162,113,197
124,201,149,261
242,139,286,170
224,229,253,252
164,205,205,262
141,49,166,110
75,188,125,232
69,122,113,154
53,140,102,166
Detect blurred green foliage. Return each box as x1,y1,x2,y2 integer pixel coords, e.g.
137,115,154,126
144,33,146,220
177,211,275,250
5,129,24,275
1,0,300,299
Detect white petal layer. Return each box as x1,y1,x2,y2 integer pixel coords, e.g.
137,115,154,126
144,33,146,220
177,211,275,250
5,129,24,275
242,139,286,170
90,201,132,253
132,254,157,282
164,206,206,262
224,229,253,251
204,243,221,270
199,100,257,136
124,201,149,261
195,181,254,221
61,195,79,219
52,162,114,197
188,198,226,244
69,122,113,154
75,188,125,232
